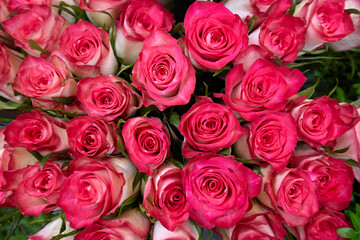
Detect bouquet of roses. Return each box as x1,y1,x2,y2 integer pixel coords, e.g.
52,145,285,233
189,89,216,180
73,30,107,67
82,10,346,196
1,0,360,239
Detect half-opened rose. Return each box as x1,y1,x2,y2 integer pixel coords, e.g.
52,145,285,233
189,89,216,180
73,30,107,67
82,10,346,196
216,59,306,121
29,218,73,240
57,156,138,229
59,20,117,78
183,154,262,229
132,30,196,111
66,116,119,158
152,220,199,240
122,117,170,175
184,1,248,70
179,97,243,159
77,75,142,121
143,163,190,231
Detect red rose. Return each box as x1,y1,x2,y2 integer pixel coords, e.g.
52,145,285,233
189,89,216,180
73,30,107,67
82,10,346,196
122,117,170,175
179,97,243,158
57,156,138,228
66,116,119,158
59,20,117,78
143,164,190,231
216,59,306,121
77,75,142,121
132,30,196,111
182,154,262,229
184,1,248,71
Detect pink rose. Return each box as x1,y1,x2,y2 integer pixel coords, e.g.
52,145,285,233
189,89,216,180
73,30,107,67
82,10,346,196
295,0,354,51
182,154,262,229
249,13,306,64
6,0,51,12
179,97,243,159
12,54,77,109
57,156,138,228
257,166,319,226
143,164,190,231
152,220,199,240
184,1,248,71
66,116,119,158
29,218,73,240
122,117,170,175
4,110,68,155
290,96,359,147
216,59,306,121
1,5,69,57
132,30,196,111
234,112,298,171
74,208,150,240
0,43,23,102
294,152,354,211
13,161,66,216
115,0,174,64
215,200,286,240
77,75,142,121
59,20,117,78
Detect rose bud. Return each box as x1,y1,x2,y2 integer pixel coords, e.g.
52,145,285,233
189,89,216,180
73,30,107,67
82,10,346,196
1,5,69,57
122,117,170,176
57,156,139,229
183,154,262,229
215,59,306,121
132,30,196,111
12,54,77,109
215,200,286,240
29,218,74,240
77,75,142,121
152,220,199,240
143,163,190,231
257,166,320,226
290,96,359,147
74,208,150,240
184,1,248,71
66,116,119,158
179,97,243,159
4,110,69,155
295,0,354,51
114,0,174,64
59,20,117,78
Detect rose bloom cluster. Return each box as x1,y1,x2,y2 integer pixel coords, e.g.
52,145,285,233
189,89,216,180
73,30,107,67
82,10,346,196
0,0,360,239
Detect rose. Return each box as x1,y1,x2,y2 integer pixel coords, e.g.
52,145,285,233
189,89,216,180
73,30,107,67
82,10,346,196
114,0,174,64
74,208,150,240
1,5,69,57
77,75,142,121
216,59,306,121
59,20,117,78
4,110,68,155
184,1,248,71
179,97,243,158
132,30,196,111
182,154,262,229
249,13,306,64
295,0,354,51
6,0,51,12
66,116,119,158
122,116,170,175
143,163,190,231
294,152,354,211
29,218,73,240
57,156,138,228
13,161,66,216
257,166,319,226
0,43,23,102
215,200,286,240
12,54,77,109
290,96,359,147
152,220,199,240
233,112,298,171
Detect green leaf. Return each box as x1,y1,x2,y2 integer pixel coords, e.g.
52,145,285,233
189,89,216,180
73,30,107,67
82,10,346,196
169,110,181,128
28,150,43,162
287,61,324,68
40,154,54,171
299,49,327,55
298,77,320,98
351,98,360,107
336,227,357,239
0,118,14,122
0,100,19,110
59,212,66,234
5,211,22,240
349,212,360,231
336,87,347,102
0,208,20,223
50,229,80,240
328,78,338,97
171,22,185,37
117,138,129,159
213,65,230,77
117,119,126,127
116,63,135,77
169,158,184,169
29,40,51,55
332,146,350,154
345,8,360,14
235,157,260,164
345,159,358,167
247,15,257,32
288,0,297,15
52,97,76,105
132,170,143,190
190,219,203,240
118,193,139,216
356,204,360,217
